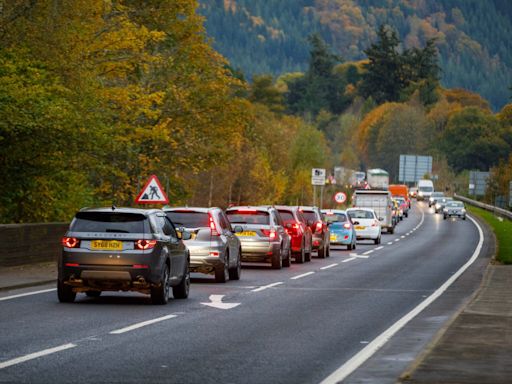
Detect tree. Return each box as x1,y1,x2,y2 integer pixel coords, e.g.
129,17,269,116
249,74,285,113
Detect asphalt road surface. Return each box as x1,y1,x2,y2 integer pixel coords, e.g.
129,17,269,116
0,202,485,384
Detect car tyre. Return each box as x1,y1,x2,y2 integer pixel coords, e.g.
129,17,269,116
215,257,229,283
347,243,352,251
318,244,327,259
57,280,76,303
229,250,242,280
463,216,466,220
294,246,305,264
388,226,394,234
326,244,331,257
305,248,312,262
282,248,291,268
151,266,170,305
443,214,447,220
85,291,101,298
374,236,381,245
173,262,190,299
271,247,283,270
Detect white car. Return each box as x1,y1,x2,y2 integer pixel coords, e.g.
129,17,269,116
346,208,382,244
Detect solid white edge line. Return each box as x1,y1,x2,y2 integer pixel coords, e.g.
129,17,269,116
319,214,484,384
342,257,356,263
110,314,177,335
290,272,315,280
0,288,56,302
0,343,76,370
321,263,338,270
251,282,283,292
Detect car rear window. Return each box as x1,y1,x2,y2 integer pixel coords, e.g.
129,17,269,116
348,210,374,219
226,210,269,225
322,213,347,223
71,212,149,233
277,210,296,224
301,211,317,222
166,211,209,228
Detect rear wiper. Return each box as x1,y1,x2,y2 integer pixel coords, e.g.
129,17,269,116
105,229,130,233
229,221,247,224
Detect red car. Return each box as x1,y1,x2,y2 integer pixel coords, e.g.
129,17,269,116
300,206,330,258
275,206,313,263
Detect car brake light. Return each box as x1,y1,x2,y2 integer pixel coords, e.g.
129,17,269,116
132,264,149,269
315,221,322,232
261,229,277,240
65,263,79,267
209,251,220,257
371,220,378,227
343,223,351,229
135,239,157,250
62,237,80,248
209,213,220,236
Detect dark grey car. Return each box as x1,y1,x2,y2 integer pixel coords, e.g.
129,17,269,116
443,201,467,220
58,207,190,305
164,207,242,283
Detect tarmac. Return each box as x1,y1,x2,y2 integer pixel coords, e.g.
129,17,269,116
0,242,511,383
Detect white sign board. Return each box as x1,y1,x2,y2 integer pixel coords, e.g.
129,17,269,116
311,168,326,186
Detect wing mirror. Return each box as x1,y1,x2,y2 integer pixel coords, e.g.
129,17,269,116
353,221,360,225
379,217,384,221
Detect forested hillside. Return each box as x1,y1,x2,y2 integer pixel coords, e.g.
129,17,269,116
199,0,512,110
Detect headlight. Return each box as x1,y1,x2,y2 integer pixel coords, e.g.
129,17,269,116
419,191,424,196
443,208,447,212
462,209,466,213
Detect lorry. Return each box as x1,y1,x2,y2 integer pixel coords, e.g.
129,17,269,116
352,189,395,233
367,169,389,190
389,184,411,209
417,179,434,201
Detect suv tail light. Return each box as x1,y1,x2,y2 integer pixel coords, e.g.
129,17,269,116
315,221,323,232
286,223,300,236
209,213,220,236
62,237,80,248
261,229,277,240
135,239,157,250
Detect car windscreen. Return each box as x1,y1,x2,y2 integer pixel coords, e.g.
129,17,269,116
432,192,444,197
322,213,347,223
447,202,463,207
348,210,374,219
226,210,269,225
301,211,317,222
71,212,149,233
166,211,209,228
277,210,296,224
419,186,434,192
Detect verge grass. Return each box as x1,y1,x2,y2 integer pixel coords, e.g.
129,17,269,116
467,205,512,264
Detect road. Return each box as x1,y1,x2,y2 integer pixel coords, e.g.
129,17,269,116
0,202,485,384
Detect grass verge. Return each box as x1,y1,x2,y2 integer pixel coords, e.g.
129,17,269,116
467,205,512,264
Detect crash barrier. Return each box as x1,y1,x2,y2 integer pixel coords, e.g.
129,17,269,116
454,194,512,221
0,223,69,267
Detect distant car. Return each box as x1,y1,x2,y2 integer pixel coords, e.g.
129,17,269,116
429,192,445,208
394,196,409,218
59,207,191,304
346,208,382,244
321,209,357,250
391,199,400,226
164,207,242,283
300,206,330,258
225,206,291,269
435,197,454,214
443,201,466,220
275,205,313,263
410,187,418,199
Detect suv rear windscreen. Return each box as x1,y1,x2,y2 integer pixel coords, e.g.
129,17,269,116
166,211,209,228
226,210,269,225
301,211,317,223
71,212,149,233
277,210,296,224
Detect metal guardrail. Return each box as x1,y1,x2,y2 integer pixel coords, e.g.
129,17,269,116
454,193,512,220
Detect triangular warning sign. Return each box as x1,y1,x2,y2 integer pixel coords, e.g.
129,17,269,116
135,175,169,204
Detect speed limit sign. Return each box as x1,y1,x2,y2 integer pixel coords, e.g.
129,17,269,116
334,192,347,204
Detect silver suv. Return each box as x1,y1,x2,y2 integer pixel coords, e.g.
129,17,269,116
165,207,242,283
225,206,291,269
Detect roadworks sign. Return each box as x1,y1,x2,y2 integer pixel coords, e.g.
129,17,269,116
135,175,169,204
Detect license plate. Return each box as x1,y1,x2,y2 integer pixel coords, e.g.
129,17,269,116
355,226,366,230
91,240,123,251
236,231,256,237
330,234,337,241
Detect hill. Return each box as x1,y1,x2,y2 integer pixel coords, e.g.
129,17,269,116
199,0,512,111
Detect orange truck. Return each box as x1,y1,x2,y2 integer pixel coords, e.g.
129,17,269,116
388,184,410,208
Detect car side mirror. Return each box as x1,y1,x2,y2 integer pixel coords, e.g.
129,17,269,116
233,225,243,233
379,217,384,221
353,221,360,225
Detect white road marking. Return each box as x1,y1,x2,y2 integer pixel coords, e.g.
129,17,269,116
394,239,400,242
363,250,374,255
200,295,240,310
401,235,405,239
0,288,56,302
0,343,76,370
321,263,338,270
350,253,369,259
291,272,315,280
387,242,393,245
110,315,177,334
320,214,484,384
342,257,356,263
375,246,384,250
251,282,283,292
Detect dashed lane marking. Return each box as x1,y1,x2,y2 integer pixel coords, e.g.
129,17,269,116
110,315,177,335
321,264,338,270
290,272,315,280
394,239,400,242
362,250,374,255
0,343,76,370
251,282,284,292
375,246,384,250
387,242,393,245
342,257,356,263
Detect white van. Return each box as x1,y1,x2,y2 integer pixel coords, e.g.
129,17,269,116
417,179,434,201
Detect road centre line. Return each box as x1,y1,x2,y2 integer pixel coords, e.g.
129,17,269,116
362,250,374,255
0,343,76,370
342,257,356,263
349,253,369,259
251,282,283,292
375,246,384,250
394,239,400,242
387,242,393,245
320,213,484,384
401,235,405,238
291,272,315,280
320,263,338,270
0,288,56,302
110,315,177,335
